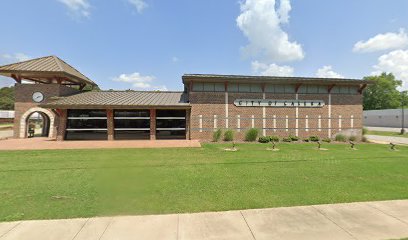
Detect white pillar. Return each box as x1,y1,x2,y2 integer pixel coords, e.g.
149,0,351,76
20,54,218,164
328,93,332,138
251,115,255,128
305,115,309,132
199,115,203,133
318,115,322,132
262,92,266,136
213,115,217,130
237,115,241,132
225,92,229,128
285,115,289,132
273,115,276,132
351,115,354,128
295,93,299,136
339,115,342,131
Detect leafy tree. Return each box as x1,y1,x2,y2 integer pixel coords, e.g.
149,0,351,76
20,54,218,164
0,86,14,110
363,73,405,110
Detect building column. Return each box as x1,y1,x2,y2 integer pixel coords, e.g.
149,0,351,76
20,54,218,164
185,109,191,140
107,109,114,141
56,109,67,141
150,109,156,140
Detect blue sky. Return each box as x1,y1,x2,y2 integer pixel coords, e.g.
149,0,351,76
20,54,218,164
1,0,408,90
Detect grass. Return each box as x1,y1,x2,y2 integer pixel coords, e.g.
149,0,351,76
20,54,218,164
366,130,408,138
0,143,408,222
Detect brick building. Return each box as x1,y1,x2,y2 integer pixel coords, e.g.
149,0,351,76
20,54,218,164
0,56,372,141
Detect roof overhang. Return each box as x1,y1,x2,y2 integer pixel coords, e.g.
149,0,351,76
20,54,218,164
40,104,191,110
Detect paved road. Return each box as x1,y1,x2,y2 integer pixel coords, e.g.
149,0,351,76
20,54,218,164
366,134,408,145
1,200,408,240
365,126,406,133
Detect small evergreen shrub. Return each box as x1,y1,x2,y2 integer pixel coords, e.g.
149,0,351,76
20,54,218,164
269,136,280,142
282,137,292,142
289,135,299,141
309,136,320,142
361,136,368,142
245,128,259,142
348,135,357,141
322,138,331,143
362,127,368,135
258,136,270,143
224,130,234,141
212,129,223,142
303,138,310,142
335,134,347,142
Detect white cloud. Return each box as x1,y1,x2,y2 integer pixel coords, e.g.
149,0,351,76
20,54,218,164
128,0,148,13
372,49,408,89
236,0,304,63
172,57,179,63
1,53,31,63
316,66,344,78
58,0,91,17
251,61,294,76
353,29,408,53
113,72,167,91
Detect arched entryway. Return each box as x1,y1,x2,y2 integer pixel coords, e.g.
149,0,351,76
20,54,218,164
20,107,55,138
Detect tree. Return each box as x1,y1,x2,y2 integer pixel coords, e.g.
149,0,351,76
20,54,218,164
363,73,405,110
0,86,14,110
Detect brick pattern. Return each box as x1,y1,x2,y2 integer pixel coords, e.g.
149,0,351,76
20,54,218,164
56,109,67,141
189,91,363,141
150,109,156,140
107,109,114,141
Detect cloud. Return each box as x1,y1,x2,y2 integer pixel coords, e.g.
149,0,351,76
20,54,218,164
113,72,167,90
172,57,179,63
251,61,294,76
236,0,304,63
58,0,91,18
1,53,31,63
353,29,408,53
372,49,408,89
316,66,344,78
128,0,148,13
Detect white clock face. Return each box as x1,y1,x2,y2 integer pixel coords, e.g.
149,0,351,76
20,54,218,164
32,92,44,103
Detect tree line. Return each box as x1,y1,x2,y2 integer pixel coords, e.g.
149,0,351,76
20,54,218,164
0,74,407,110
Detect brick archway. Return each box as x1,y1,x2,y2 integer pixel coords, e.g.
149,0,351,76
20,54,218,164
20,107,55,138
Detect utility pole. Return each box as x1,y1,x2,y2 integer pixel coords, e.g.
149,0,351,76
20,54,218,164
401,91,406,135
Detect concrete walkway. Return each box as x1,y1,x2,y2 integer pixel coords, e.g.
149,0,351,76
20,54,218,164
0,130,13,140
1,200,408,240
366,135,408,145
0,138,201,151
365,126,405,133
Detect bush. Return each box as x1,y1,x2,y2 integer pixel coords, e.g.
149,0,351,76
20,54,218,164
282,137,292,142
322,138,331,143
258,136,270,143
212,129,223,142
309,136,320,142
361,136,368,142
303,138,310,142
362,127,368,135
289,135,299,141
335,134,347,142
224,130,234,141
245,128,259,142
269,136,280,142
348,135,357,141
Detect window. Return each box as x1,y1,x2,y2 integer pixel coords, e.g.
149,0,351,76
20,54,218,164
228,83,262,93
265,84,295,93
156,110,186,139
192,82,225,92
65,110,107,140
114,110,150,140
331,86,359,94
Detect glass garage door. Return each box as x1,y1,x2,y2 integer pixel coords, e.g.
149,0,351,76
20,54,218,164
114,110,150,140
65,110,108,140
156,110,186,140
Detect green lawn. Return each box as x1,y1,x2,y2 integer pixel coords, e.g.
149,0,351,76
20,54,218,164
366,130,408,138
0,143,408,222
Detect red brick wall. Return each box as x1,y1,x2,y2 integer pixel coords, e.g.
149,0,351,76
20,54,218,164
189,91,363,141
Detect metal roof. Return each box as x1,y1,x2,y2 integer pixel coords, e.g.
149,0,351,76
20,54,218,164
182,74,373,85
41,91,190,109
0,56,97,86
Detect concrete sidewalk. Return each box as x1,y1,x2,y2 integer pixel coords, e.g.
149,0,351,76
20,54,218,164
1,200,408,240
366,135,408,145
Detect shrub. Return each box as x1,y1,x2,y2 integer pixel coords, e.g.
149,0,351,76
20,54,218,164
361,136,368,142
282,137,292,142
224,130,234,142
212,129,223,142
335,134,347,142
309,136,320,142
322,138,331,143
269,136,280,142
245,128,259,142
258,136,270,143
303,138,310,142
348,135,357,141
289,135,299,141
362,127,368,135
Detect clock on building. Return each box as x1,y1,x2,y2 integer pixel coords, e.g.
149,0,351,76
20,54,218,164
32,92,44,103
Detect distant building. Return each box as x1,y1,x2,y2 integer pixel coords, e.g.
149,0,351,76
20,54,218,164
0,110,14,123
364,109,407,128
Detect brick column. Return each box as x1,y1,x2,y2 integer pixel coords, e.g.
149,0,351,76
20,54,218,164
185,109,191,140
107,109,114,141
56,109,67,141
150,109,156,140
